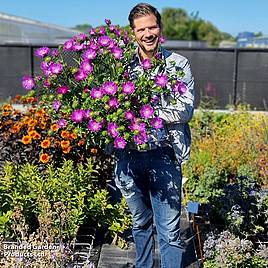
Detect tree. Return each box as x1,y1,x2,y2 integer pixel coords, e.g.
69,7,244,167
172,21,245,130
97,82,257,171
72,23,92,33
161,7,234,47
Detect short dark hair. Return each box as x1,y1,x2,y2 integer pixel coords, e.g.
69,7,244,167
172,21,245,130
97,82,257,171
128,3,162,29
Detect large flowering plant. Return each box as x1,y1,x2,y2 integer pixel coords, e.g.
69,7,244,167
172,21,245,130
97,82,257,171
22,20,187,150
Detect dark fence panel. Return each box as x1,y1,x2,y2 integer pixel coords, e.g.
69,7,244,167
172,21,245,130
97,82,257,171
0,45,268,110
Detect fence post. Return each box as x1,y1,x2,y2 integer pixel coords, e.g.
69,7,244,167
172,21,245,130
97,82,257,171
232,48,239,109
30,46,34,77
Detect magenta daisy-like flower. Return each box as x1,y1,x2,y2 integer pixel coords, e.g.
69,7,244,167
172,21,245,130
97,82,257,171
57,119,67,128
70,109,84,123
22,75,35,90
129,121,146,132
74,70,87,81
63,40,73,50
51,49,59,57
125,110,135,120
82,49,97,60
155,74,168,88
98,36,110,47
102,81,118,95
89,28,96,35
99,26,106,35
87,119,102,132
142,59,152,70
44,79,51,88
82,109,91,119
108,97,119,108
150,117,163,129
49,63,63,75
140,105,154,119
90,87,103,99
34,47,50,58
105,19,111,25
114,136,127,149
40,61,50,71
159,36,166,44
57,85,69,94
107,122,119,138
134,132,149,145
89,40,99,50
172,80,187,94
112,47,123,59
122,81,135,94
52,100,61,111
80,61,93,74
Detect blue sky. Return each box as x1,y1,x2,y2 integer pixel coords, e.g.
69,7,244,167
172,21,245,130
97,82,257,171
1,0,268,37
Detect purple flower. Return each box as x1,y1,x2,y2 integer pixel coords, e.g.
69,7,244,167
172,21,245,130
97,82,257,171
99,26,106,35
89,28,96,35
123,37,130,44
125,110,135,120
115,29,121,37
57,119,67,128
76,33,87,41
107,122,119,138
108,97,119,108
134,132,149,145
82,49,97,60
44,79,51,87
114,136,126,149
105,19,111,25
90,87,103,99
35,47,50,58
140,105,154,119
98,36,111,46
88,119,102,132
102,81,118,95
40,61,50,71
122,81,135,94
134,132,148,145
70,109,84,123
82,109,91,119
112,47,123,59
150,117,163,129
51,49,59,57
49,63,63,74
172,80,187,94
129,121,146,132
52,100,61,111
159,36,166,44
108,40,116,49
80,61,93,74
109,25,116,32
155,74,168,88
73,43,85,51
150,94,159,103
142,59,152,70
22,75,35,90
64,40,73,50
74,70,87,81
89,40,99,50
57,85,69,94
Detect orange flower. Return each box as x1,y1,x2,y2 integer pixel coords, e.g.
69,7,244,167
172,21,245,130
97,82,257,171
50,124,59,132
36,109,47,117
2,104,12,111
41,139,51,148
61,130,69,139
34,132,41,139
28,130,37,138
70,132,77,140
22,135,32,145
90,148,98,155
10,125,20,133
40,122,47,130
62,146,71,154
78,139,85,146
61,140,70,148
28,108,36,114
40,153,50,163
28,119,37,127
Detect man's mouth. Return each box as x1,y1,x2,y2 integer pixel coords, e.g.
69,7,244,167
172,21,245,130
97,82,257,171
143,39,156,45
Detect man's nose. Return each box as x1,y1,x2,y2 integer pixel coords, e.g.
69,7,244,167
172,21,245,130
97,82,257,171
144,28,153,37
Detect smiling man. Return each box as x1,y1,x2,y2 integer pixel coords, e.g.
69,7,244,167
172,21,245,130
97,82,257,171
114,3,195,268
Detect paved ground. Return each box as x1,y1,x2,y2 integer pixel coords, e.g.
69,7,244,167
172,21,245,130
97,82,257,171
97,207,200,268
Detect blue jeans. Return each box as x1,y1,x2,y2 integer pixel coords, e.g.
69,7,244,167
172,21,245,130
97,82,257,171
114,146,184,268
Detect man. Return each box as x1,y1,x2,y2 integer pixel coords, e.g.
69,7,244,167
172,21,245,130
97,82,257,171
114,3,194,268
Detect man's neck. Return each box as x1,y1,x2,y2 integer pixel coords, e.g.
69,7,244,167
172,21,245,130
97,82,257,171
138,47,157,61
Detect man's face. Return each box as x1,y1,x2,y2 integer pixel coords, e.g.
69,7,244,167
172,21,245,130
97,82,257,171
132,13,161,59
